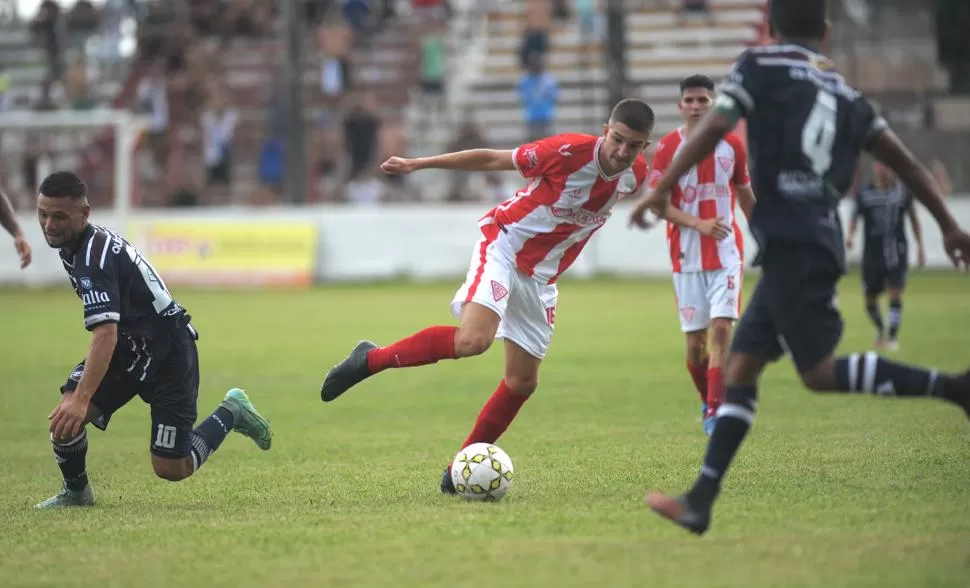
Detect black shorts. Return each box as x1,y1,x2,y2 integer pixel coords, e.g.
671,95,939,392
731,241,844,374
862,254,907,296
60,327,200,459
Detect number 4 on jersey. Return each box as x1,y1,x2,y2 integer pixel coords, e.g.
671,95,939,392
802,89,838,176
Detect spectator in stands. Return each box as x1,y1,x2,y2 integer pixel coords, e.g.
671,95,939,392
520,0,552,69
30,0,65,82
66,0,99,35
65,57,96,110
319,10,354,101
444,120,503,203
200,83,238,204
417,15,448,131
517,52,558,142
342,90,383,204
678,0,714,26
935,0,970,94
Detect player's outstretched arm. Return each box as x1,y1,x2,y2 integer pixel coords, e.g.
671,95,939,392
867,129,970,269
0,187,31,269
49,323,118,439
381,150,517,175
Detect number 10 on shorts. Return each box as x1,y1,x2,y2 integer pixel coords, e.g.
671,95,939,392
154,424,178,449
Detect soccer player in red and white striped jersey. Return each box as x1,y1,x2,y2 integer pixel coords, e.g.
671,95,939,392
320,99,655,494
646,75,756,435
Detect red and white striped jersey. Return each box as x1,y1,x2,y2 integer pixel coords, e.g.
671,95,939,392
480,133,649,284
650,128,750,273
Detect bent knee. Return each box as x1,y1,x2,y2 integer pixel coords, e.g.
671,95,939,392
504,374,538,397
454,332,494,357
710,319,732,344
152,460,191,482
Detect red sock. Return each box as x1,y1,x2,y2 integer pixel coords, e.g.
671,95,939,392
460,380,529,449
706,366,724,416
686,358,709,403
366,325,457,374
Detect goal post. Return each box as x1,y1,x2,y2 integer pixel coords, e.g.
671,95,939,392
0,108,147,221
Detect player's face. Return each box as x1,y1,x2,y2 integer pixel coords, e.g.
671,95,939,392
679,87,712,124
37,195,90,249
600,122,651,174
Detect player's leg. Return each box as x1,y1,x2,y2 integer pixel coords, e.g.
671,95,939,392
441,273,554,494
862,257,887,348
772,248,970,415
885,264,908,350
674,272,712,413
320,237,509,402
150,333,272,482
646,275,782,534
703,266,743,433
35,361,136,508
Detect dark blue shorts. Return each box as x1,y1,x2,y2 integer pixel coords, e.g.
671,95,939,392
731,242,844,374
862,254,908,296
60,327,200,459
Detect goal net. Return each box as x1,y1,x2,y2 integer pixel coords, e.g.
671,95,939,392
0,108,147,220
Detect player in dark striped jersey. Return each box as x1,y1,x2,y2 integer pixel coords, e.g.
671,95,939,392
34,171,273,509
846,161,925,350
629,0,970,535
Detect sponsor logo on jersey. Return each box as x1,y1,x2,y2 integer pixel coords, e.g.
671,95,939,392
81,290,111,306
549,206,608,226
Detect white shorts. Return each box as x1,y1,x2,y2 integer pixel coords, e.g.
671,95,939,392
451,237,558,359
672,266,743,332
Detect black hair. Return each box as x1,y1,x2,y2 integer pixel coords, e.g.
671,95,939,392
38,171,87,201
770,0,828,41
679,74,715,94
609,99,655,134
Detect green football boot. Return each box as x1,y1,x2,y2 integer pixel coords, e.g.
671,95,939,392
221,388,272,450
34,484,95,509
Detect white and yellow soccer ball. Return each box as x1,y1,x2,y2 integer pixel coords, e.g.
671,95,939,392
450,442,514,502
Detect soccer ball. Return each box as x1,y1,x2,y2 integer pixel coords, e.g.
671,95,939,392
450,442,514,501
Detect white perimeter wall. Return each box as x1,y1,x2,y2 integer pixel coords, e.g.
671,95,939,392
4,198,970,287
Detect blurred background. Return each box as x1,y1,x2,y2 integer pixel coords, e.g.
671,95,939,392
0,0,967,286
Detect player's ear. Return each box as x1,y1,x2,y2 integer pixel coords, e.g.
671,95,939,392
602,123,610,137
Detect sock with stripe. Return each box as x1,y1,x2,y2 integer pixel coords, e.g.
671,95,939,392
367,326,458,375
865,301,885,339
686,385,757,509
190,406,234,472
460,379,530,449
686,358,709,404
834,352,965,404
53,429,89,491
887,299,902,341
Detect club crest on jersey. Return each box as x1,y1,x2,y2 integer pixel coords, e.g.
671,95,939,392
69,366,84,382
491,280,508,302
681,306,696,322
717,157,733,173
557,144,573,157
79,277,93,290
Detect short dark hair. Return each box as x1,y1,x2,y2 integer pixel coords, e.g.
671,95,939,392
39,171,87,201
609,99,655,134
770,0,828,40
680,74,715,94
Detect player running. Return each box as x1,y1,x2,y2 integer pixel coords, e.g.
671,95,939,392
321,99,655,494
648,74,756,435
629,0,970,535
1,183,32,269
34,171,272,508
845,160,925,351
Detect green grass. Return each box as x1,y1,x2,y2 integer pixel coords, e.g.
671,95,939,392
1,272,968,588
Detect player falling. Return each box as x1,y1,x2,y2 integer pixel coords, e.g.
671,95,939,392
845,160,925,351
648,74,756,435
321,99,655,494
34,171,272,508
629,0,970,535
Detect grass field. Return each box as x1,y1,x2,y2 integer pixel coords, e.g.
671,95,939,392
1,272,968,588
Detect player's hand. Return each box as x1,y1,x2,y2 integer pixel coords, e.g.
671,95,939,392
845,236,854,250
380,156,419,175
942,228,970,271
14,234,31,269
49,392,89,440
628,189,663,230
917,245,926,268
696,217,731,240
